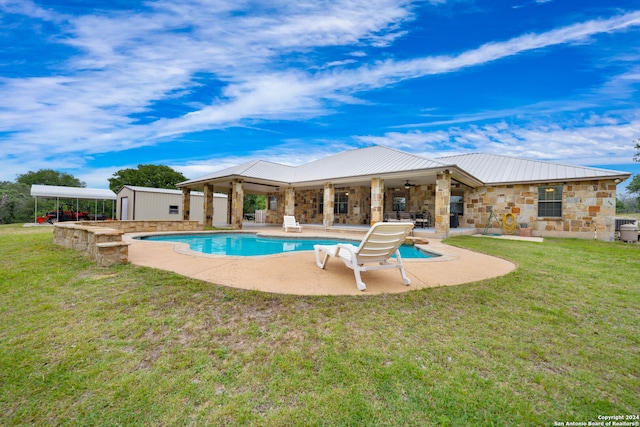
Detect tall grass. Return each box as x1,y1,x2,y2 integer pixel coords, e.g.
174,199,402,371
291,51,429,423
1,224,638,426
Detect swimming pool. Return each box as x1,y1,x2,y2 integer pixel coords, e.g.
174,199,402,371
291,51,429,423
139,233,437,259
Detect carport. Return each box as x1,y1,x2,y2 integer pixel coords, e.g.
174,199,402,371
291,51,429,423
30,184,116,223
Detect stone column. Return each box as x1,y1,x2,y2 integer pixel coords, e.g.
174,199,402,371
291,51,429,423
370,178,384,225
203,184,214,227
231,180,244,230
181,188,190,221
284,187,295,216
323,183,334,229
435,171,451,237
227,188,232,225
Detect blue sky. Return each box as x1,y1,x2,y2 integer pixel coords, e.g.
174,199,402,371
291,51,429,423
1,0,639,193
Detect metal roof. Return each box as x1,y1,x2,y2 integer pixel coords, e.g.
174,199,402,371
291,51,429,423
435,153,631,184
119,185,227,197
291,146,447,183
180,146,449,187
30,184,116,200
179,146,632,188
181,160,296,186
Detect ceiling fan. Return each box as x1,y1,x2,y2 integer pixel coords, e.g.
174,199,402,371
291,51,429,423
403,180,417,189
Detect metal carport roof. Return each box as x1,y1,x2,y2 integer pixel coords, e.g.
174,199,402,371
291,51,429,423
30,184,116,200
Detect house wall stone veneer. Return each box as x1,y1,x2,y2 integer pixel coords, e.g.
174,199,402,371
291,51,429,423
462,179,617,239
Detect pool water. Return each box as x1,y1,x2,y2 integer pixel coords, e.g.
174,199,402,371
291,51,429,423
140,233,436,259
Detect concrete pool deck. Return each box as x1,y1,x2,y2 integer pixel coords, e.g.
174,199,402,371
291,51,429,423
124,228,518,296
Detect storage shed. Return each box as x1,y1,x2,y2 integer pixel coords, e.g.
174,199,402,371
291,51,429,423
116,186,228,225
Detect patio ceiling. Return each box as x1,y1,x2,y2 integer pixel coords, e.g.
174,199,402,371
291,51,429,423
193,168,475,195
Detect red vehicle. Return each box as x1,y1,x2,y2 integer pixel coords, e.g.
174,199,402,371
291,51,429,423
37,205,90,224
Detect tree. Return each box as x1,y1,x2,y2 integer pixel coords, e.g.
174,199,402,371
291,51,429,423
108,164,187,192
16,169,85,187
627,174,640,196
2,170,87,224
625,138,640,212
0,181,32,224
243,194,266,213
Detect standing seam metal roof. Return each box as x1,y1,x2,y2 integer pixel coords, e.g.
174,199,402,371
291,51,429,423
180,146,449,186
435,153,630,184
291,146,448,182
179,146,631,187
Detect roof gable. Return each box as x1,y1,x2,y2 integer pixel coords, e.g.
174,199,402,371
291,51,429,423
180,160,296,185
293,145,447,182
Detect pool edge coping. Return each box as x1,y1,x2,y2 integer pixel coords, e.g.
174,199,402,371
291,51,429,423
125,230,453,262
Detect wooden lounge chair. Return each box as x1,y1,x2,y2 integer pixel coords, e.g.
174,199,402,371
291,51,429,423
314,222,414,291
282,215,302,232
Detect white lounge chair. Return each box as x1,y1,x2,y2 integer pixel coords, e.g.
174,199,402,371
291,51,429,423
314,222,414,291
283,215,302,232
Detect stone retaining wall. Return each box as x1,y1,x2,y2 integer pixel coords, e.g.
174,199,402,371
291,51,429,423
77,220,204,233
53,221,204,267
54,223,129,267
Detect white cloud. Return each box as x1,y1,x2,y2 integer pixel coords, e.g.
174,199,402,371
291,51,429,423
358,114,640,166
0,1,639,183
0,0,415,153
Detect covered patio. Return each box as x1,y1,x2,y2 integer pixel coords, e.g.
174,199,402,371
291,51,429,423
177,146,481,238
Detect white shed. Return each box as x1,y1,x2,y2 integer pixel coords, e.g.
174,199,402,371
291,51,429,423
116,186,228,225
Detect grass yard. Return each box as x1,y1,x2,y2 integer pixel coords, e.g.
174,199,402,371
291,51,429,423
1,224,638,426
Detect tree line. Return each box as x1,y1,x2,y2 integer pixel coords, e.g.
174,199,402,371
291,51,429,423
620,138,640,213
2,143,639,224
0,164,266,224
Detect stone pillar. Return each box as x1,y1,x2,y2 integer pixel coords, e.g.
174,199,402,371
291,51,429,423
181,188,190,221
284,187,295,216
231,180,244,230
226,189,232,225
435,171,451,237
203,184,214,227
371,178,384,225
323,183,334,229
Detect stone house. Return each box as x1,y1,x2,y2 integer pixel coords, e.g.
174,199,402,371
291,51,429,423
177,145,630,241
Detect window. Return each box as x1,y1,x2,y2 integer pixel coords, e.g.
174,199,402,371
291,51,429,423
169,205,179,215
450,195,464,215
392,196,406,212
538,186,562,217
335,191,348,214
268,196,277,211
318,191,324,214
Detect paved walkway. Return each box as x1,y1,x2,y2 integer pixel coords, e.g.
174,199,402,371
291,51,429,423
125,229,517,296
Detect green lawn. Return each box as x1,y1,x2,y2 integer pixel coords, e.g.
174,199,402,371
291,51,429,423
1,224,638,426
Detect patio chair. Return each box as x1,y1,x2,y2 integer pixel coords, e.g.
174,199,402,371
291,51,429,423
314,222,414,291
283,215,302,232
